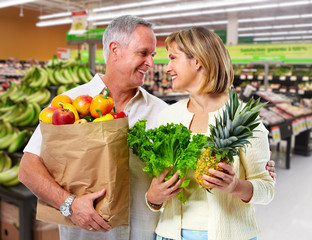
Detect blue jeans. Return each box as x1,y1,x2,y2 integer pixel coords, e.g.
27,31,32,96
156,229,258,240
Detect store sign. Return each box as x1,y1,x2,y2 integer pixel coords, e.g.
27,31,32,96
57,48,71,59
227,43,312,63
67,28,106,41
68,10,87,35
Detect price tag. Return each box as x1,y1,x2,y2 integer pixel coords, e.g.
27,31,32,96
240,75,246,80
290,76,297,81
268,75,273,80
247,75,253,80
271,126,281,143
289,89,296,93
257,75,264,80
307,116,312,129
292,120,300,136
279,76,286,81
303,76,309,81
298,90,305,95
280,89,287,93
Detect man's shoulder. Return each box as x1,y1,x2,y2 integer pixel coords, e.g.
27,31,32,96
139,87,167,106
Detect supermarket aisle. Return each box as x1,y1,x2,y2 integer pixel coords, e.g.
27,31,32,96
255,153,312,240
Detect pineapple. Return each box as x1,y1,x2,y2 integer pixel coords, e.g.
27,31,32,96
194,89,267,190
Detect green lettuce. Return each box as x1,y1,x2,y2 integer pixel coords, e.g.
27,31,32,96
127,120,207,203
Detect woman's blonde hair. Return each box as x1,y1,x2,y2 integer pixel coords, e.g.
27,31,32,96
165,27,234,94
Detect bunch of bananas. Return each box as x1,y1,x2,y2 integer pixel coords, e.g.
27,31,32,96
0,81,51,106
22,58,93,88
0,122,32,153
0,151,20,187
0,99,41,127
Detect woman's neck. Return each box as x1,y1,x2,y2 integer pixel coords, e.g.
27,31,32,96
187,91,229,114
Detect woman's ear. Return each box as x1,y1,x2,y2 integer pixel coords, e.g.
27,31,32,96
194,59,201,71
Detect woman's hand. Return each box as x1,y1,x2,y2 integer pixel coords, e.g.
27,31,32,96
203,163,253,202
146,166,185,205
202,163,238,194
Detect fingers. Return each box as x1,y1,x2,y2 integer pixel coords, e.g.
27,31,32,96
70,189,112,232
158,166,173,182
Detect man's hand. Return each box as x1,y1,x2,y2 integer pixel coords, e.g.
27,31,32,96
70,188,112,232
266,160,276,181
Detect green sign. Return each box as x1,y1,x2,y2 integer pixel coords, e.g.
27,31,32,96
71,49,105,64
227,43,312,63
67,28,106,41
214,30,227,44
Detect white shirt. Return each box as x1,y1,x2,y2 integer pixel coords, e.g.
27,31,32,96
24,74,168,240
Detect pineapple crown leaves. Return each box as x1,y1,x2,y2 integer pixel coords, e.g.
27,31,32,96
206,89,268,163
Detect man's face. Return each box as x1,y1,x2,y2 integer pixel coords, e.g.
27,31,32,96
117,25,156,89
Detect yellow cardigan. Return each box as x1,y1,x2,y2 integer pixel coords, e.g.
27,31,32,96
153,98,275,240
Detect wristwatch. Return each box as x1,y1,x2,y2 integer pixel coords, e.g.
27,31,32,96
60,194,76,217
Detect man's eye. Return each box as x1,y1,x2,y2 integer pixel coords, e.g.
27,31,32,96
141,52,147,56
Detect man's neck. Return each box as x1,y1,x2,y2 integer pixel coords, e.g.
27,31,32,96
100,73,138,112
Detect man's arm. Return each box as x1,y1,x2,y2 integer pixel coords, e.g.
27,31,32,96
19,152,111,232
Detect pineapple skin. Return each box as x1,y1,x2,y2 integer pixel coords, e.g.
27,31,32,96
194,149,228,190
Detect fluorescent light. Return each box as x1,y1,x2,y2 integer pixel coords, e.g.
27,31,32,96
93,0,179,13
153,21,228,30
88,0,270,22
239,30,311,37
39,12,72,20
0,0,37,8
36,18,72,27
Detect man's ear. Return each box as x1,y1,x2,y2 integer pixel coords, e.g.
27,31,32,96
109,41,120,61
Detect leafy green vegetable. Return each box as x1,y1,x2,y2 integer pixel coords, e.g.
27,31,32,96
127,120,207,203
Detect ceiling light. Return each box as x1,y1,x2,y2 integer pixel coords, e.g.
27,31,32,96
88,0,270,22
39,12,72,20
93,0,179,13
153,21,228,30
0,0,37,8
36,18,72,27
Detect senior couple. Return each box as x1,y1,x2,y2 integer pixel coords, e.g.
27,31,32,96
19,15,275,240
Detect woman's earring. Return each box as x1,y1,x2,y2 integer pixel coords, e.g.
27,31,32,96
196,66,199,70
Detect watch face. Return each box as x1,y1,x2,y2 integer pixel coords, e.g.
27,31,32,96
60,203,71,217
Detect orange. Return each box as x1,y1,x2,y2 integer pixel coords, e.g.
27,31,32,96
51,95,72,109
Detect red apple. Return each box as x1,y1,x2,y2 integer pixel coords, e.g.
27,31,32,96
39,106,58,124
73,95,93,117
52,109,75,125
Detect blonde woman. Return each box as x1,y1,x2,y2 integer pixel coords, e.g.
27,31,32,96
146,27,275,240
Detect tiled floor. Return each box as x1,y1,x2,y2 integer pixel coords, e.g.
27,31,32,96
255,145,312,240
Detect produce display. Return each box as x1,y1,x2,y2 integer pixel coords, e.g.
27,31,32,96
22,57,93,88
0,151,20,187
40,89,126,125
127,120,207,203
194,90,267,191
0,57,95,189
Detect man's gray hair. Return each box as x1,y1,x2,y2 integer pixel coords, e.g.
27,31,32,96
102,15,153,62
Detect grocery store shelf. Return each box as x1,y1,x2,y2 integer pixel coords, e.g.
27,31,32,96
0,184,36,240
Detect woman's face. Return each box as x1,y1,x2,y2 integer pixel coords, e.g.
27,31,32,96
165,42,200,93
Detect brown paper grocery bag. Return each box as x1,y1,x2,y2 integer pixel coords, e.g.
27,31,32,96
36,118,129,228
